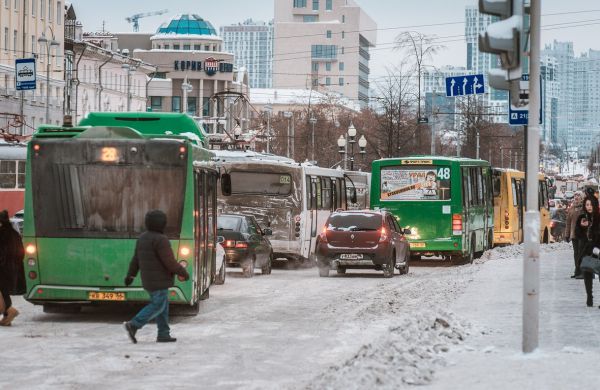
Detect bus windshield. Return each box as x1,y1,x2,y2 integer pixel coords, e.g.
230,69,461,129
380,166,451,201
32,164,186,239
230,172,292,196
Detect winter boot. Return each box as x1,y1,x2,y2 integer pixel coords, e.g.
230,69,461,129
156,336,177,343
124,322,138,344
0,307,19,326
587,296,593,307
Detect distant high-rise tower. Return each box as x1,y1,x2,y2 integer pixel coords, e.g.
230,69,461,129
221,19,274,88
273,0,377,108
465,6,508,110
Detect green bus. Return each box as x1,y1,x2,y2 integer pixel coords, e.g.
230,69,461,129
22,123,218,314
370,156,494,263
79,112,209,148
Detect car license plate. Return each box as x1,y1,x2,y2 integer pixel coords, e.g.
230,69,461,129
340,253,363,260
410,242,426,248
88,292,126,301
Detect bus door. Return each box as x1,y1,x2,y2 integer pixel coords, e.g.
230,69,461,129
514,179,524,242
207,172,217,283
304,176,318,258
194,170,209,298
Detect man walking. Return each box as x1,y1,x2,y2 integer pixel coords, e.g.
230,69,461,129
566,191,584,278
124,210,190,343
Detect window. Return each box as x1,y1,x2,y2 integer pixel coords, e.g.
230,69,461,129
303,15,317,22
31,35,35,55
325,62,331,71
202,97,210,116
40,0,44,18
293,0,307,7
321,177,332,210
194,44,201,50
31,0,35,15
326,30,332,38
325,77,331,86
204,45,210,51
173,44,180,50
341,47,344,54
13,30,17,52
4,0,7,8
0,160,17,189
311,44,337,59
339,62,344,71
14,0,18,11
3,28,7,51
312,78,318,87
171,96,181,112
163,44,170,50
229,172,292,196
326,0,332,10
186,97,197,115
327,212,383,231
150,96,162,111
312,0,318,10
342,15,345,23
183,44,190,50
339,77,344,86
57,2,62,25
312,62,319,72
341,31,345,39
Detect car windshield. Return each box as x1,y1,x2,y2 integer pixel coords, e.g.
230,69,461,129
327,213,381,231
218,216,242,231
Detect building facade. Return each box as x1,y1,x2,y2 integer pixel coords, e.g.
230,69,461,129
129,14,250,134
221,19,273,89
273,0,376,109
1,0,65,134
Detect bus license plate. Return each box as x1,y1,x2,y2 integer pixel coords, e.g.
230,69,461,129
88,292,126,301
340,254,363,260
410,242,426,248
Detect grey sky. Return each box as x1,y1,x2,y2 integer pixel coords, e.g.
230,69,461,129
70,0,600,79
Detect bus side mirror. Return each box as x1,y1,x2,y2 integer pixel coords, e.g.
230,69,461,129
221,173,232,196
350,188,357,204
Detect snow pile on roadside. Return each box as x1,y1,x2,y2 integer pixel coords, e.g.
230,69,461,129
476,242,572,264
305,311,468,390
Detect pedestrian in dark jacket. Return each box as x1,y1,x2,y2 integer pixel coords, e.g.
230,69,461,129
574,196,600,307
124,210,190,343
0,210,25,326
566,191,584,278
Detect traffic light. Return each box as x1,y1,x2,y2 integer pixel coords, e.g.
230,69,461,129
478,0,525,92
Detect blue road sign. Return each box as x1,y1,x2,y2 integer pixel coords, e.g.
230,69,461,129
509,74,543,126
15,58,36,91
445,74,485,97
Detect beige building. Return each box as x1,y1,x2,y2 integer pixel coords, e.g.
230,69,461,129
0,0,66,133
123,14,250,134
273,0,376,109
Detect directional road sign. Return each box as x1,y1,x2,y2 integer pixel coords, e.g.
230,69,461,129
445,74,485,97
509,74,543,126
15,58,36,91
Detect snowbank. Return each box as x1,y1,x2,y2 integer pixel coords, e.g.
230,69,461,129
476,242,572,263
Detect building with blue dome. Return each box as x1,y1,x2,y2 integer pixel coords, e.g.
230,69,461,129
119,13,250,134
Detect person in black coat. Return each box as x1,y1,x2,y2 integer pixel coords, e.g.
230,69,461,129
123,210,190,343
0,210,25,326
575,196,600,307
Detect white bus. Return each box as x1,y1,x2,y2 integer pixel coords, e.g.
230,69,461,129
215,151,355,264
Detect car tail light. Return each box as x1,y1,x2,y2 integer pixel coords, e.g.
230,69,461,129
379,226,388,242
224,240,236,248
452,214,462,235
235,242,249,249
318,226,328,243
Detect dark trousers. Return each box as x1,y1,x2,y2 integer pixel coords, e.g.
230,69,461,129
573,239,581,275
0,286,12,315
584,271,596,300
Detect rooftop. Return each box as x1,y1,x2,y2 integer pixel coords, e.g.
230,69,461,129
156,14,217,37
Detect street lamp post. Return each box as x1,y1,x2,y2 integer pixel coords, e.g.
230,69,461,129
38,30,60,124
283,111,292,159
309,116,317,162
181,78,193,115
337,122,367,171
121,63,136,111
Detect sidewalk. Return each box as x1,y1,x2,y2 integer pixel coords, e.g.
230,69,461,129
429,245,600,390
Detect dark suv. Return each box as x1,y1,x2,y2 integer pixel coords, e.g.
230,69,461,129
315,210,410,278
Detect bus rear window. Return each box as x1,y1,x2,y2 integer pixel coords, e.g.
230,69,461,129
230,172,292,196
380,166,451,201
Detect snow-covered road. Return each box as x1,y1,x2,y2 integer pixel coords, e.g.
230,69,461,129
1,261,477,390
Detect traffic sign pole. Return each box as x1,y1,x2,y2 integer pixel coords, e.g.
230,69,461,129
523,0,541,354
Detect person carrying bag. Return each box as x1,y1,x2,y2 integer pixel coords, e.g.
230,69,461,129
575,196,600,308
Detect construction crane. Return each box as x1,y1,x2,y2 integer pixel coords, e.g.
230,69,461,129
126,9,168,32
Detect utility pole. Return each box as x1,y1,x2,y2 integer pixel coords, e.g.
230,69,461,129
523,0,541,354
476,130,480,159
431,87,436,155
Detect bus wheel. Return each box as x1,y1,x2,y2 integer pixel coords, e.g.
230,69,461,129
172,301,200,316
43,303,81,314
262,254,273,275
410,254,421,261
487,230,494,251
383,253,395,278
